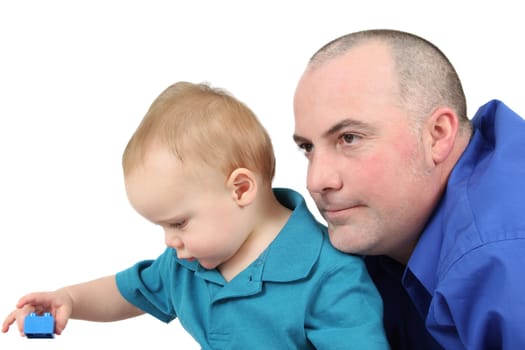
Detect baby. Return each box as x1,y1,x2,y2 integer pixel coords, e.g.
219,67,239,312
3,81,389,349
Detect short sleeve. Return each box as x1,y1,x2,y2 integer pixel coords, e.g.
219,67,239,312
306,255,390,350
116,248,177,323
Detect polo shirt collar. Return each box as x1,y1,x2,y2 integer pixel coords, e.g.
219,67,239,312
259,188,323,282
176,188,323,285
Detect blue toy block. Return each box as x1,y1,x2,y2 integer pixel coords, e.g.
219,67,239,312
24,312,55,339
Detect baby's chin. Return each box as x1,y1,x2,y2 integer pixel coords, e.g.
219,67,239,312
198,259,220,270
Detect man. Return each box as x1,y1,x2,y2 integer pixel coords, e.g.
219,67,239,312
293,29,525,349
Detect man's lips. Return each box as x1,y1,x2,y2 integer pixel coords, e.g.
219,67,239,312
321,205,362,222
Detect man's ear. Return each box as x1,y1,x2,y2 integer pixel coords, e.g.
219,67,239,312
426,107,459,165
227,168,258,207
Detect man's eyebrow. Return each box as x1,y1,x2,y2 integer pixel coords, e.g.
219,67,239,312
325,119,375,136
292,133,310,144
293,118,375,143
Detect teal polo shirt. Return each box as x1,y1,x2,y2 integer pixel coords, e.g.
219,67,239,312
116,188,389,349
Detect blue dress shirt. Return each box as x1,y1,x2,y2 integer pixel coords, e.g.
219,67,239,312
368,100,525,349
117,188,389,349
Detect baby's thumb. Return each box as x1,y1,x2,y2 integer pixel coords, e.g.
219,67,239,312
54,309,70,335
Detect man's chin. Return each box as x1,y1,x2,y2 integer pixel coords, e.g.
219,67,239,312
327,225,373,255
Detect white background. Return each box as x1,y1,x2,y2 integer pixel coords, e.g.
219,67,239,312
1,1,524,349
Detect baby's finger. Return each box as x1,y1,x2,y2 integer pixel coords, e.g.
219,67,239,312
54,308,71,335
1,310,17,333
16,292,51,309
15,306,36,336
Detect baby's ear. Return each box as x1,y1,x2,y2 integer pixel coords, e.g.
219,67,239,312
227,168,257,206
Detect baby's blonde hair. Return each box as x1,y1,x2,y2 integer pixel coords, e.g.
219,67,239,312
122,81,276,185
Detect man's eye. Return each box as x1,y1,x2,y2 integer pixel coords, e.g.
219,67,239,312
341,133,361,145
298,143,313,154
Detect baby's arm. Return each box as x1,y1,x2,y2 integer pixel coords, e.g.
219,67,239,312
2,275,144,337
57,275,144,321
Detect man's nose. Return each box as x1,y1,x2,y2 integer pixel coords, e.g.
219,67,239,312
306,151,343,194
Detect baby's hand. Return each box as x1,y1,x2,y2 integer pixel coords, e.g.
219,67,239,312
2,291,73,337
